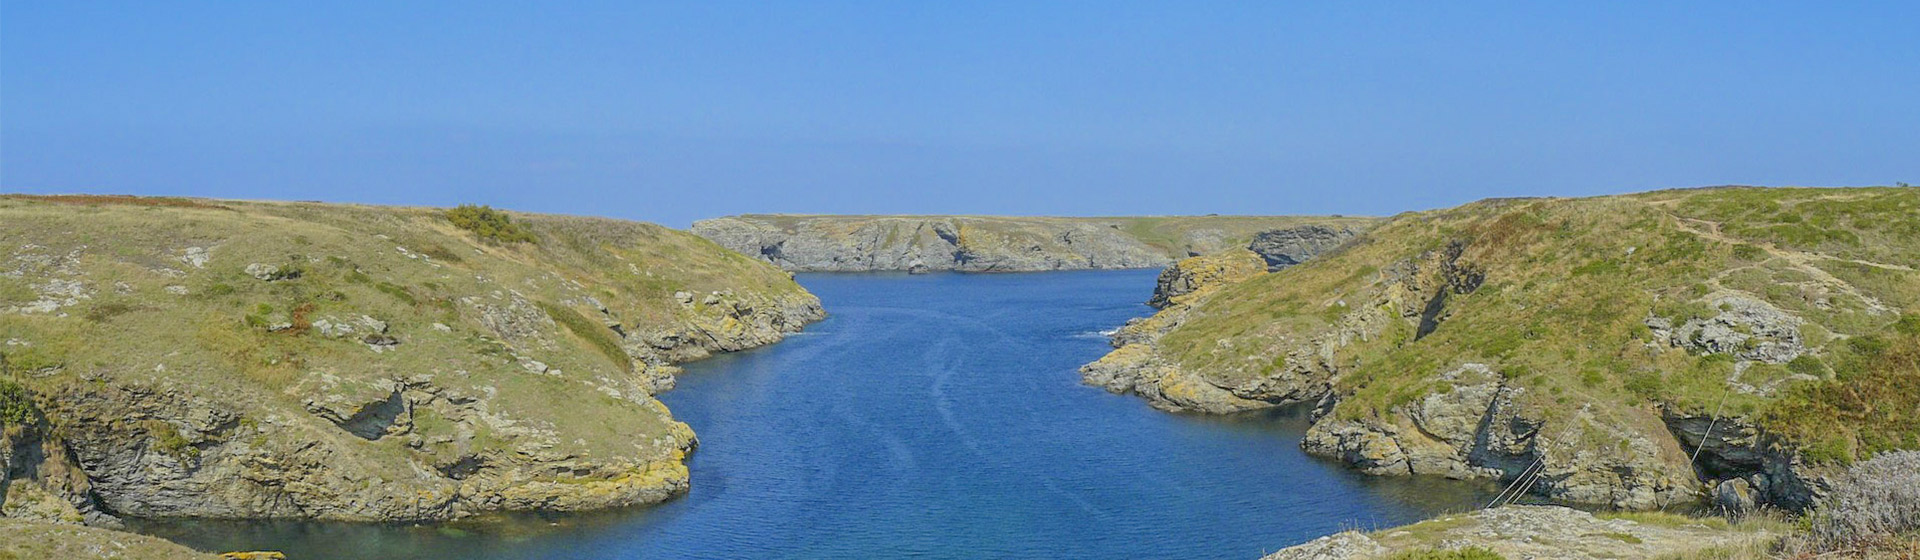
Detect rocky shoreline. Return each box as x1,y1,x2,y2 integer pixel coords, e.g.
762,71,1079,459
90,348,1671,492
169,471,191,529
1085,188,1918,514
0,196,824,533
692,214,1370,272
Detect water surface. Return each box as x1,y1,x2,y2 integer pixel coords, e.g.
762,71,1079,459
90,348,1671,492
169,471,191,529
139,270,1497,559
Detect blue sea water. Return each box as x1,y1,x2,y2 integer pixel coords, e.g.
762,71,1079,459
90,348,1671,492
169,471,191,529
137,270,1497,559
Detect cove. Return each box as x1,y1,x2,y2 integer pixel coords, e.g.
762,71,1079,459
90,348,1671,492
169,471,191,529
133,270,1499,559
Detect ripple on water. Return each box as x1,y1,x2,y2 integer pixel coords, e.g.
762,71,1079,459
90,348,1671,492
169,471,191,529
134,270,1500,560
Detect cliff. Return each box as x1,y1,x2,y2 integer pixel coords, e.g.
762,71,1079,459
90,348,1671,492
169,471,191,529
1086,187,1920,510
0,195,823,527
690,214,1375,272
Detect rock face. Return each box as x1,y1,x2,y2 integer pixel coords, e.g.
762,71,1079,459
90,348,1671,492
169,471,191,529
691,215,1375,272
1261,506,1778,560
0,195,824,526
1247,225,1362,271
1085,187,1919,511
1147,249,1268,309
1662,410,1829,512
1300,365,1697,509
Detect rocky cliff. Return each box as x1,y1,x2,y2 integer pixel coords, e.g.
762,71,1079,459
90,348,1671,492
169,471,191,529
691,215,1374,272
1087,187,1920,510
0,195,823,528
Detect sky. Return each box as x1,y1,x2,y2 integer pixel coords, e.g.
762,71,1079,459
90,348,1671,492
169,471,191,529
3,2,1916,227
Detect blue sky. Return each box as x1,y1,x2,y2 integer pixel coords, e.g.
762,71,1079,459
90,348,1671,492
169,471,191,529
3,1,1916,227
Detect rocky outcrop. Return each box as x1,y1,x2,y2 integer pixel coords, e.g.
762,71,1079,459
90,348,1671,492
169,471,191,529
1262,506,1779,560
1662,409,1830,512
1085,237,1474,415
1301,366,1698,509
692,215,1375,272
0,195,824,527
1090,188,1920,512
1247,225,1362,271
1646,292,1807,366
1147,249,1267,308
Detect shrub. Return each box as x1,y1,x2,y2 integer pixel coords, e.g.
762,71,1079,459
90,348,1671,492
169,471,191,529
1799,451,1920,552
446,204,536,244
0,379,37,427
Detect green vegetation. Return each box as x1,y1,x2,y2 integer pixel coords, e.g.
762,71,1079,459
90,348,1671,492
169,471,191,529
0,518,217,560
536,300,633,373
713,213,1381,261
1384,547,1504,560
1151,187,1918,466
446,204,537,244
0,194,817,518
0,378,37,427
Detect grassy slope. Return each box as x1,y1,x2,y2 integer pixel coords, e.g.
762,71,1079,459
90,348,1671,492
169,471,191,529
1162,187,1918,466
0,195,816,514
0,518,217,560
721,214,1381,257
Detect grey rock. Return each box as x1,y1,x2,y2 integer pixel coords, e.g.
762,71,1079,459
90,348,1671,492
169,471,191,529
693,215,1373,273
1654,292,1805,363
1662,409,1828,511
1260,531,1387,560
1247,225,1360,271
1262,506,1781,560
244,263,299,281
1714,478,1756,516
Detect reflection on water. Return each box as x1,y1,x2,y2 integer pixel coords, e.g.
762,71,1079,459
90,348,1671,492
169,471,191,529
134,271,1504,559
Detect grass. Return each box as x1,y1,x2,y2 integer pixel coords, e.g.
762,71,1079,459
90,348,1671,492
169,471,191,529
702,213,1383,262
536,299,633,373
1384,547,1505,560
0,518,217,560
0,194,817,516
1142,187,1919,475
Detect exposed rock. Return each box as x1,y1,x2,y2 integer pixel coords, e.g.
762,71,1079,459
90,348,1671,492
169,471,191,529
692,215,1377,272
1085,238,1471,416
243,263,299,282
0,195,826,528
1260,531,1387,560
180,247,212,269
1661,409,1829,511
1649,292,1805,363
1262,506,1779,560
1714,478,1756,516
1247,225,1361,271
1147,248,1267,308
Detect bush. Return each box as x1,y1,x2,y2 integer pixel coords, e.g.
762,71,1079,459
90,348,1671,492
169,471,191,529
1800,451,1920,552
0,379,37,427
446,204,536,244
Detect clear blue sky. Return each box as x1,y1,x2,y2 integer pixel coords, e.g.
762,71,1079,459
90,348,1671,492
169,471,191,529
4,2,1916,227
